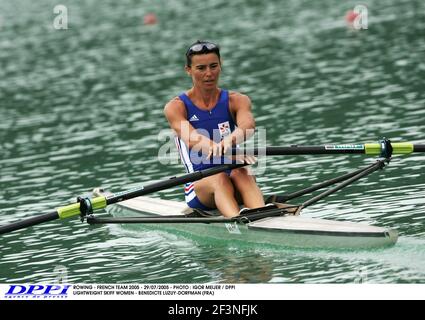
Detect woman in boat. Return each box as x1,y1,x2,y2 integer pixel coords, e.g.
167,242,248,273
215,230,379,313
163,40,265,217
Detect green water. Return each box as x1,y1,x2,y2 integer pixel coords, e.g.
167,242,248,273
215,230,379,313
1,0,425,284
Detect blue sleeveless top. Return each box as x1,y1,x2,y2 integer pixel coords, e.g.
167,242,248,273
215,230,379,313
175,89,236,172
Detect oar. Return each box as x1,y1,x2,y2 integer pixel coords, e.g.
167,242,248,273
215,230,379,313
1,140,423,235
242,141,425,156
0,163,246,235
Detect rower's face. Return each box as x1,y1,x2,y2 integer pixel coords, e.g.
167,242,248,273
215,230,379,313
186,53,221,89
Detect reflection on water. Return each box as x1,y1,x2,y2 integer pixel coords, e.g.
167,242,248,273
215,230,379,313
0,0,425,283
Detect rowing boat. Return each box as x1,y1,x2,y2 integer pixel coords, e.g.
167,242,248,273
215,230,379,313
91,190,398,249
89,189,398,249
0,140,423,250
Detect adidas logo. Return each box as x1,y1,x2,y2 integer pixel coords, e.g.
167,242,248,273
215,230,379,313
189,114,199,121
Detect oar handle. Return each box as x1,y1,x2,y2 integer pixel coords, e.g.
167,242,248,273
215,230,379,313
0,211,59,235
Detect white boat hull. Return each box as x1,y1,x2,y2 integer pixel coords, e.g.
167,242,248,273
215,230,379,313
99,194,398,249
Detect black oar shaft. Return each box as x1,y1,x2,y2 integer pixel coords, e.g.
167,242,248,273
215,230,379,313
235,143,425,156
106,163,245,205
259,146,364,155
0,211,59,235
414,145,425,152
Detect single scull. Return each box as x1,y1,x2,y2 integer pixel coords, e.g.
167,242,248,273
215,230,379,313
0,139,423,249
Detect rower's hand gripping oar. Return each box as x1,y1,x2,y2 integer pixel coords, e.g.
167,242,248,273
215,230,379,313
0,163,246,235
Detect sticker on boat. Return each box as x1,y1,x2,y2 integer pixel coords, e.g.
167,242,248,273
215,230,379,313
325,144,365,150
225,222,241,234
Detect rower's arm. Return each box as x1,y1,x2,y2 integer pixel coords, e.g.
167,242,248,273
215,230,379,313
164,98,213,154
228,92,256,145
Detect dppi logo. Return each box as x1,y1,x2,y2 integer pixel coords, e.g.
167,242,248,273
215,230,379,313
4,285,71,299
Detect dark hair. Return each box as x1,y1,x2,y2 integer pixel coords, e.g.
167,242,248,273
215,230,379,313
185,40,220,67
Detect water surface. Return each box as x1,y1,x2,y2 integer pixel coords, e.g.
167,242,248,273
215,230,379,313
1,0,424,284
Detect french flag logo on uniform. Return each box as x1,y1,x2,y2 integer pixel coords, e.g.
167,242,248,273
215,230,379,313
218,121,231,138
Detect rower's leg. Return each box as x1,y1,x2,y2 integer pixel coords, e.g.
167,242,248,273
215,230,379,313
193,173,240,217
230,167,265,209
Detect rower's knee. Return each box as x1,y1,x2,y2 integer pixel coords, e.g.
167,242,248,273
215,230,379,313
215,172,234,188
231,167,252,181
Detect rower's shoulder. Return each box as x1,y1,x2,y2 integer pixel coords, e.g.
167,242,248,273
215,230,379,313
164,96,185,110
228,91,252,107
164,96,186,118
